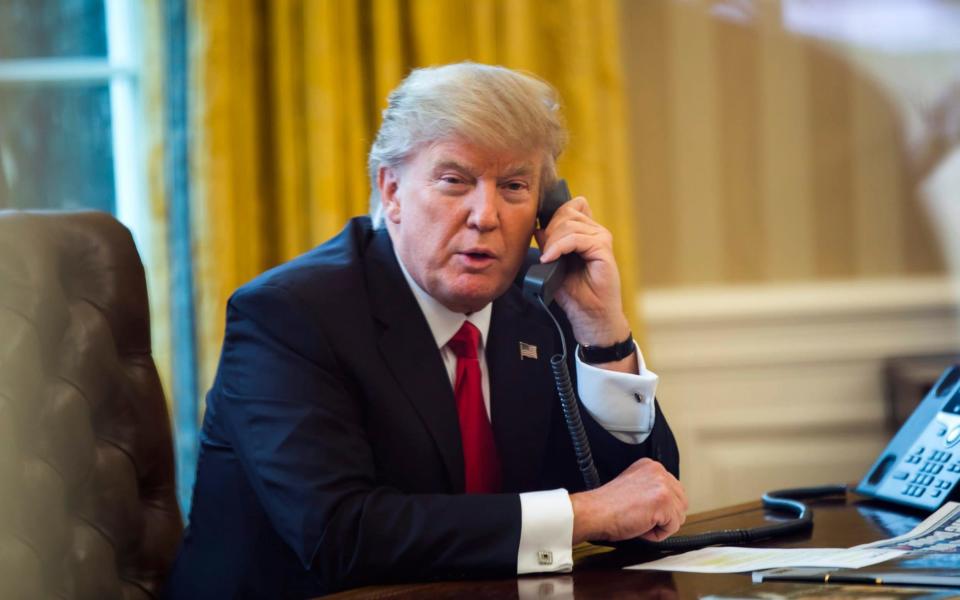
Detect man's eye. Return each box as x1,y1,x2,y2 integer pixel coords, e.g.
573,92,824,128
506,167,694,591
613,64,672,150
440,176,465,185
504,181,528,192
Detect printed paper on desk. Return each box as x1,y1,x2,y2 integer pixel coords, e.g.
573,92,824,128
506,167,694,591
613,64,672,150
854,501,960,554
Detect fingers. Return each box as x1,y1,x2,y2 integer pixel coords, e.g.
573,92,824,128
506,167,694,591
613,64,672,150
540,198,601,238
537,197,611,263
539,231,613,264
572,462,687,545
650,483,687,538
548,195,593,221
640,523,676,543
637,489,686,542
620,458,687,542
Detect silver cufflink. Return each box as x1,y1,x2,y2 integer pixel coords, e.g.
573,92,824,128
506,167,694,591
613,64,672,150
537,550,554,565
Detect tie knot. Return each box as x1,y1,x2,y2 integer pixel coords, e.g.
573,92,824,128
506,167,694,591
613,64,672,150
447,321,481,359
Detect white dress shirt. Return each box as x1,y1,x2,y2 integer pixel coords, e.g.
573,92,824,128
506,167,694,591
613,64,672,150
395,256,659,574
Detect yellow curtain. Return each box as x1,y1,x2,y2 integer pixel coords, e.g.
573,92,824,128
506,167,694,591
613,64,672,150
189,0,640,408
141,0,174,409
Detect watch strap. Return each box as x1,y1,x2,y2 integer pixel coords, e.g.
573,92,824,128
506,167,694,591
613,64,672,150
578,332,635,364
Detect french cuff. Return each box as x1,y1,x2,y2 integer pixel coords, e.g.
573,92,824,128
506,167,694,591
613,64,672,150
517,489,574,574
575,341,658,445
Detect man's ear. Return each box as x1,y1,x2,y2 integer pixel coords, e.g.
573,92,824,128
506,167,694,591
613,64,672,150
378,165,402,224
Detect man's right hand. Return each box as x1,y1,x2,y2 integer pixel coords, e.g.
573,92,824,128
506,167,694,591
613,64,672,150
569,458,688,544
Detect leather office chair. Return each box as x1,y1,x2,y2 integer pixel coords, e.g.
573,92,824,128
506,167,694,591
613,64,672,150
0,211,183,599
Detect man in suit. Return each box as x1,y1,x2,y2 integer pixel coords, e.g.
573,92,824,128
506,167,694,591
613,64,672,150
166,62,686,598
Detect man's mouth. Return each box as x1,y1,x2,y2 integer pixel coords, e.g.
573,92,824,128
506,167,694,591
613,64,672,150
460,247,496,259
458,249,497,268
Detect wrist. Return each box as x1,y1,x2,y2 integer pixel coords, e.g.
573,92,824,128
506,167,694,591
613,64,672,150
572,314,631,348
570,490,608,544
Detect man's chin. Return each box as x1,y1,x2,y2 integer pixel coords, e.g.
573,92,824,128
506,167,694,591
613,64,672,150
431,271,519,313
439,294,495,314
437,285,501,314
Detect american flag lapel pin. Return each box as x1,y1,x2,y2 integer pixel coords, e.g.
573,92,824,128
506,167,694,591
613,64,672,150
519,341,538,360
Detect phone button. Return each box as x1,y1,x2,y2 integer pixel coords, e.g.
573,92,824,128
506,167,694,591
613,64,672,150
893,471,909,480
907,455,922,464
932,489,943,498
947,427,960,447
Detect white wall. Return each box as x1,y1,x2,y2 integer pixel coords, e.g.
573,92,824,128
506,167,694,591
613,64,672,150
641,277,960,512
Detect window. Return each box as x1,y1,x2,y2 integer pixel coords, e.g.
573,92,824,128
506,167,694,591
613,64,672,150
0,0,148,254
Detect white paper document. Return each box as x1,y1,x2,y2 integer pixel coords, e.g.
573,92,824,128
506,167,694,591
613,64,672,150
625,546,906,574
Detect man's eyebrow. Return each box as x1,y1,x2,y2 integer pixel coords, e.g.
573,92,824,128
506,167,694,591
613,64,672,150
432,160,477,176
500,164,535,178
430,160,535,178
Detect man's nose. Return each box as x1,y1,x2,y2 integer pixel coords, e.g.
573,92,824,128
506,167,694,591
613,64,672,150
466,180,500,231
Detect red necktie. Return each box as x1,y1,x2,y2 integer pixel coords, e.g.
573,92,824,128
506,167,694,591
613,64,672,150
447,321,501,493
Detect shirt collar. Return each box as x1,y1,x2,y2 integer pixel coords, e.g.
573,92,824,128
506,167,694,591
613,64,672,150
394,248,492,351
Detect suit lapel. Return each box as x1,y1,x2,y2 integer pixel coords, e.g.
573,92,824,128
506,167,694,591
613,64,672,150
364,229,465,492
487,289,557,493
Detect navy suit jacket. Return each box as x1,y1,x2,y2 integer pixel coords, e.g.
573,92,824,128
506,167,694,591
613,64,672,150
165,217,679,598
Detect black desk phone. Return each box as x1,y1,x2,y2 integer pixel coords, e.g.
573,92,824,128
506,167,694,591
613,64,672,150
857,364,960,511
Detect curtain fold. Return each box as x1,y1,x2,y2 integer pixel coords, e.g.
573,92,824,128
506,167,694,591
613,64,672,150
141,0,173,410
189,0,640,404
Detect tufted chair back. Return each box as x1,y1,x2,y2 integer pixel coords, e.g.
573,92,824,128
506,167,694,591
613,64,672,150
0,211,183,600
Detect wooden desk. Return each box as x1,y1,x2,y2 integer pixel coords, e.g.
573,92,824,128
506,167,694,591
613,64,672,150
326,492,954,599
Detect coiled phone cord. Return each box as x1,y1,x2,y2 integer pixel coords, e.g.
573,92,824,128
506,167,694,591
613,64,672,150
538,296,601,490
535,294,848,552
621,484,848,552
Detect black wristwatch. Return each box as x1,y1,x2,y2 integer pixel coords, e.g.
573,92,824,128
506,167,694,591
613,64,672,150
578,332,635,364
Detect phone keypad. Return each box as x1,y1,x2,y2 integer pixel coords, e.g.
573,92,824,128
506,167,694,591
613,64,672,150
876,412,960,509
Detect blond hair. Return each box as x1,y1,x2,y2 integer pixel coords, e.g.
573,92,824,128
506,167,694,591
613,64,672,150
367,62,568,227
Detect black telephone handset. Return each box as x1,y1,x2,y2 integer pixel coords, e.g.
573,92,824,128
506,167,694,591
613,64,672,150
522,179,572,307
521,179,602,489
856,364,960,510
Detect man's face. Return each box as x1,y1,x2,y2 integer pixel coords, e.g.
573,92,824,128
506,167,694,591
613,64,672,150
380,139,541,314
